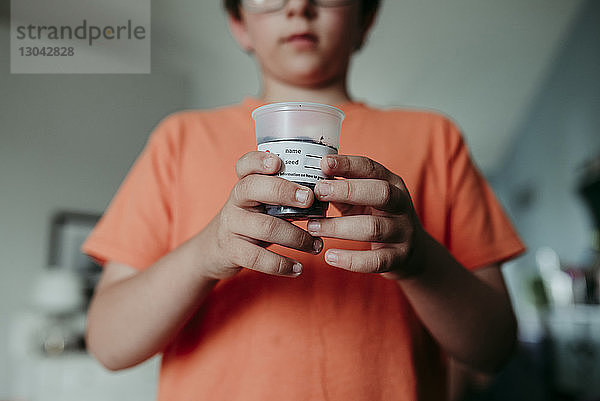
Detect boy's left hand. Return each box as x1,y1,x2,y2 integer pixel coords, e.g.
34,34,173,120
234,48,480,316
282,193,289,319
307,154,423,280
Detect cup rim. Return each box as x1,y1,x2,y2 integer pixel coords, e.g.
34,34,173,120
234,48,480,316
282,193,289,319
251,102,345,121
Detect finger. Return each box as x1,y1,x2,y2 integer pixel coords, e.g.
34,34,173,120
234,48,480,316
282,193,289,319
307,215,410,243
230,239,303,277
235,151,281,179
230,207,323,254
321,155,400,185
314,179,409,214
323,247,405,274
230,175,314,209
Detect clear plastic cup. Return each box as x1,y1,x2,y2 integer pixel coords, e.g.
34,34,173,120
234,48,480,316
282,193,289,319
252,102,345,220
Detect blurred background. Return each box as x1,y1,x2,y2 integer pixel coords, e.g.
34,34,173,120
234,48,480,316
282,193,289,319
1,0,599,400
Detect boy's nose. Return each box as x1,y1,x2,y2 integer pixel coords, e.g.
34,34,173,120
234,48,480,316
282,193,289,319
285,0,317,18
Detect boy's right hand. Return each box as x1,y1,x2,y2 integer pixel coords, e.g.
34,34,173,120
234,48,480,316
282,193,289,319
201,151,322,280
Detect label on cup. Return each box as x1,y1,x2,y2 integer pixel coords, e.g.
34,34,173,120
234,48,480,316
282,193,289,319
258,139,337,184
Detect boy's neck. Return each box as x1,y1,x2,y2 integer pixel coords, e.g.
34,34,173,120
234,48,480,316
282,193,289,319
259,75,352,105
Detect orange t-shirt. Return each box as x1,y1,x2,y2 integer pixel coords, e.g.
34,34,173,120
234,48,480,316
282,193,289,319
82,97,525,401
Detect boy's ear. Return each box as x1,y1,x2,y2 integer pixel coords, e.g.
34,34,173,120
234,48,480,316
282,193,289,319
227,14,253,53
356,9,378,51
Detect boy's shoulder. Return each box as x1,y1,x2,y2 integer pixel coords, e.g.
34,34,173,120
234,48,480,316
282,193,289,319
148,102,250,142
158,102,248,126
358,103,464,142
362,103,458,127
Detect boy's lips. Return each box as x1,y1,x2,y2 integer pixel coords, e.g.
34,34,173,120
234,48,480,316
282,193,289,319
283,32,319,48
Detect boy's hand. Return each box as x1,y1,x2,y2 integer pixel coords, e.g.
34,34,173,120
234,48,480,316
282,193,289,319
307,155,423,280
204,151,323,280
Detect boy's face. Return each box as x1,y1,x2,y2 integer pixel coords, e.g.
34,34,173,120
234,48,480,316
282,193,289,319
229,1,369,88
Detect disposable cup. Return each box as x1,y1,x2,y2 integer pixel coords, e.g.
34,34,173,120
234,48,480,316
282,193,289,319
252,102,344,220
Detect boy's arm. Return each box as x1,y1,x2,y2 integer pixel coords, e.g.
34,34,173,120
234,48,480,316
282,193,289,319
446,266,510,399
85,152,321,370
395,232,517,374
85,222,220,371
308,154,519,374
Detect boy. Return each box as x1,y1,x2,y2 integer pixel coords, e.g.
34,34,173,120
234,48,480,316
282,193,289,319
83,0,525,400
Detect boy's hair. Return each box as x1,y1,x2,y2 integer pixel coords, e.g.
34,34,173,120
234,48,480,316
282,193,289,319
224,0,380,26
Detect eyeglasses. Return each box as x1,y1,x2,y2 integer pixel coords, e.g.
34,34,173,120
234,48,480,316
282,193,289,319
241,0,356,14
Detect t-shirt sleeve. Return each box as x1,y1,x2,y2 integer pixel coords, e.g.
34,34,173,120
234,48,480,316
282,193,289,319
443,119,525,270
81,113,181,270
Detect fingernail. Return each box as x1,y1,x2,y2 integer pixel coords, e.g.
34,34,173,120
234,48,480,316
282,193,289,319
307,220,321,234
296,188,309,203
316,182,331,197
326,156,337,169
292,262,303,275
264,156,275,170
313,237,323,253
325,251,339,264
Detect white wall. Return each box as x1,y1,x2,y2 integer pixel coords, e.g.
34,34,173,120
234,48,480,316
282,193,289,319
491,0,600,266
0,19,190,396
490,0,600,348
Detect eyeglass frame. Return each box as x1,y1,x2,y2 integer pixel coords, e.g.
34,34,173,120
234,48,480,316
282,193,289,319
240,0,357,14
